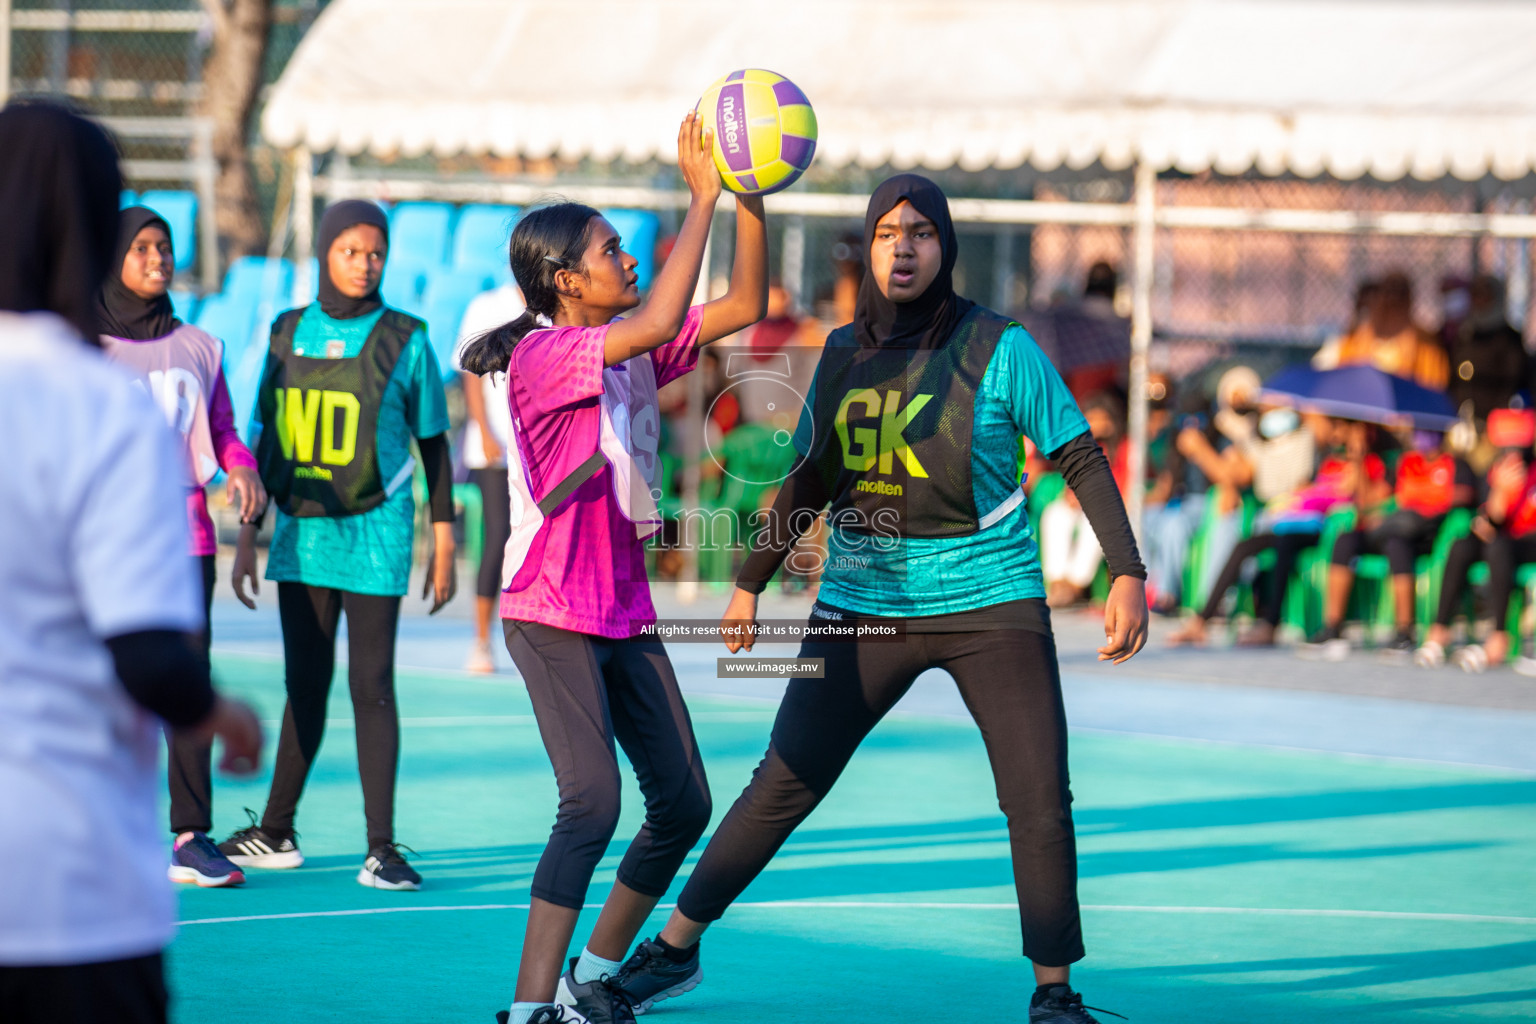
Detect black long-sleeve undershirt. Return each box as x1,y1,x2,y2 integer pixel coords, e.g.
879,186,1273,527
736,429,1145,594
105,629,215,729
418,432,454,523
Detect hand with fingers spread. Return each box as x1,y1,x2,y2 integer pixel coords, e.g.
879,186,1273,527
720,587,760,653
1097,575,1149,664
678,109,723,206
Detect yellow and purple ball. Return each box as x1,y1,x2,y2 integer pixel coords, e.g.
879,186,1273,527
696,69,817,196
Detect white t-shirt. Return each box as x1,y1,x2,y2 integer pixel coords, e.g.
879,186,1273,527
453,284,524,470
0,312,202,966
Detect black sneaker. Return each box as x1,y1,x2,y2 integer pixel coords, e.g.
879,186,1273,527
1030,984,1126,1023
553,958,637,1024
1378,630,1416,661
614,937,702,1014
218,809,304,869
358,842,422,891
1296,625,1350,661
495,1007,590,1024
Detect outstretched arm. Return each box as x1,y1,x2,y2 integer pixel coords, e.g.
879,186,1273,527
604,113,722,367
698,195,768,346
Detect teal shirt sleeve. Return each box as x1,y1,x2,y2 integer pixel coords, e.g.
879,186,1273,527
791,360,821,456
997,324,1089,456
403,329,451,438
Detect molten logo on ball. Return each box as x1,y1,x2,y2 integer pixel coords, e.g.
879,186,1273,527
720,94,743,156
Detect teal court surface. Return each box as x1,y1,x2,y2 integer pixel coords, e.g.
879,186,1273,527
170,590,1536,1023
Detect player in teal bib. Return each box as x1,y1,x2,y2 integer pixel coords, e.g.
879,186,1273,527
225,200,455,893
625,175,1148,1024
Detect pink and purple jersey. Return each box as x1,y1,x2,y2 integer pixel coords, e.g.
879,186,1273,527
102,323,257,556
499,308,701,637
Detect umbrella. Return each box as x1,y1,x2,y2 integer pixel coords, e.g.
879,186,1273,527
1258,364,1458,430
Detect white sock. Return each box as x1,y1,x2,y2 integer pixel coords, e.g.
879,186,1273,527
507,1002,544,1024
572,946,624,984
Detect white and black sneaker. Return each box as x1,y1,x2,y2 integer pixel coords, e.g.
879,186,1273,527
496,1007,590,1024
357,842,422,891
553,958,637,1024
217,809,304,869
1296,625,1350,661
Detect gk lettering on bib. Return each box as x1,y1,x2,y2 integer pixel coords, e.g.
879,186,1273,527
809,307,1019,538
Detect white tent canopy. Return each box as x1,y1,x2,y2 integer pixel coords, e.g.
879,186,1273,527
264,0,1536,182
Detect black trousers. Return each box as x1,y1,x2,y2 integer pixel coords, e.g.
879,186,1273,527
1434,535,1485,627
1485,533,1536,627
166,554,217,834
473,467,511,599
1199,530,1319,627
1330,513,1442,576
260,583,403,848
675,624,1085,967
0,953,166,1024
503,619,712,909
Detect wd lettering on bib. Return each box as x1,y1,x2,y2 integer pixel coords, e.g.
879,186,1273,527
255,307,419,518
274,387,361,467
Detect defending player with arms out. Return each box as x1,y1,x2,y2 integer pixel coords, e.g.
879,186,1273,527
624,175,1148,1024
219,200,458,892
98,206,267,889
457,112,767,1024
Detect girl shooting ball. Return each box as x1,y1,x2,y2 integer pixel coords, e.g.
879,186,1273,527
458,111,767,1024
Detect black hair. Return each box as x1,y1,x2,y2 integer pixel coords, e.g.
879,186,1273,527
459,200,602,375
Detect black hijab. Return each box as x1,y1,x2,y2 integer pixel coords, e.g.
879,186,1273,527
0,102,122,342
851,173,974,350
317,200,390,320
97,206,180,340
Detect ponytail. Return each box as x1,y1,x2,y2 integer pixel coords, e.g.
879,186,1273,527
459,199,602,375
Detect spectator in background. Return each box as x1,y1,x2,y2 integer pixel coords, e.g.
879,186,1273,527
1438,275,1472,349
1298,429,1476,660
455,281,525,673
1168,413,1359,648
1313,278,1381,371
1449,274,1530,422
1324,271,1449,391
1039,390,1127,606
1029,261,1131,400
1417,408,1536,671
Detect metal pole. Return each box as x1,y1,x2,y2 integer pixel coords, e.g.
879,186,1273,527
0,0,13,107
291,147,314,306
677,231,713,605
193,118,219,292
1126,158,1156,545
993,226,1015,312
781,215,805,310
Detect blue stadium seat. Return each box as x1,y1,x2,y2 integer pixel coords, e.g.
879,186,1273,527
388,202,455,268
421,269,498,374
138,190,198,273
168,288,201,323
223,257,295,307
451,204,519,276
381,265,428,316
602,209,661,289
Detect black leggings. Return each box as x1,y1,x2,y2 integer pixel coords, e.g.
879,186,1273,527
503,619,711,910
473,467,510,599
261,583,403,848
1199,530,1319,626
675,623,1084,967
167,554,217,834
1330,514,1441,576
1485,533,1536,627
0,953,165,1024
